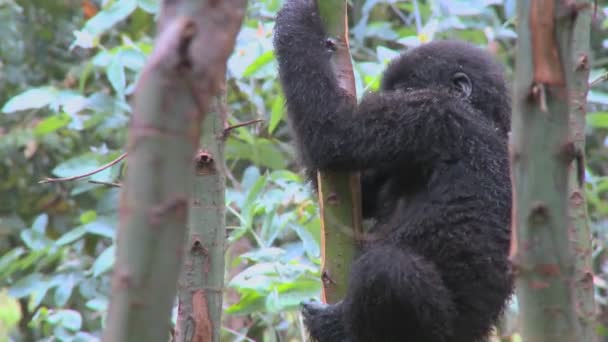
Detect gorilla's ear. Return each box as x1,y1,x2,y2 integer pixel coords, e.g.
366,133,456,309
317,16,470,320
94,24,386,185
452,72,472,98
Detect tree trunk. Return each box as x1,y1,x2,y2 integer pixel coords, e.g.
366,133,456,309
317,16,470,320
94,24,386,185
566,0,597,340
315,0,362,304
102,1,246,341
510,1,596,341
175,88,228,342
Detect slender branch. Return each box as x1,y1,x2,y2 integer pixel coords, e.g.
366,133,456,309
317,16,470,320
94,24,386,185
222,119,263,138
589,72,608,88
89,180,122,188
39,152,127,184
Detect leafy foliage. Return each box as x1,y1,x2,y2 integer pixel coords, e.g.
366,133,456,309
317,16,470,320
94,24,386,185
0,0,607,341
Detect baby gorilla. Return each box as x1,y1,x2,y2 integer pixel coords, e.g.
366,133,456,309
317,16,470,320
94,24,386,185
273,1,513,341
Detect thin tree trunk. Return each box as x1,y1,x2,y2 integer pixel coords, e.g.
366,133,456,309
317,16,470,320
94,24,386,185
315,0,362,304
175,88,228,342
103,1,246,341
566,1,597,340
510,1,595,341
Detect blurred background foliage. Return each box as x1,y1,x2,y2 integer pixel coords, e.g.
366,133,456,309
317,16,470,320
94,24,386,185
0,0,607,341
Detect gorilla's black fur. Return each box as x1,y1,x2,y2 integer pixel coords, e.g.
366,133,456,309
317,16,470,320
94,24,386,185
273,1,513,341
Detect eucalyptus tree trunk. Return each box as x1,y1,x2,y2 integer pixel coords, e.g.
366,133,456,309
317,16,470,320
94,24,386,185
567,0,596,339
315,0,362,304
510,0,596,341
175,89,228,342
102,1,246,341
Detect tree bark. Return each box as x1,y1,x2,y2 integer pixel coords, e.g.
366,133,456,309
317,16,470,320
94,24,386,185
175,88,228,342
565,0,597,339
103,1,246,341
315,0,362,304
510,1,596,341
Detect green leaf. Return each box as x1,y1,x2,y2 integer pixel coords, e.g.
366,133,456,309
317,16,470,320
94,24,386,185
118,48,147,72
79,62,95,92
587,112,608,128
376,46,399,63
304,217,322,250
0,247,25,276
86,298,108,312
8,273,43,298
47,310,82,331
19,214,52,251
225,291,266,314
34,113,72,137
243,173,268,214
290,223,320,258
229,263,280,292
260,211,284,246
56,91,87,114
82,0,137,36
51,154,101,178
255,139,287,169
441,0,488,16
0,291,20,329
243,51,275,78
240,247,286,263
92,245,115,277
2,87,57,113
79,210,97,224
31,214,48,234
269,170,302,183
242,166,261,190
138,0,159,13
53,274,77,307
85,221,115,239
267,279,320,312
227,139,287,169
55,226,88,246
14,250,46,272
20,230,51,250
229,262,316,292
269,95,285,134
29,280,54,309
107,55,126,96
356,61,383,90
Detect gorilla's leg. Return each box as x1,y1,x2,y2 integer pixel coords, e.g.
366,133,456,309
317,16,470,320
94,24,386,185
301,301,348,342
343,245,455,342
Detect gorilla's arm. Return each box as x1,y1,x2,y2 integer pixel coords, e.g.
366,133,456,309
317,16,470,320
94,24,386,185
274,1,497,173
